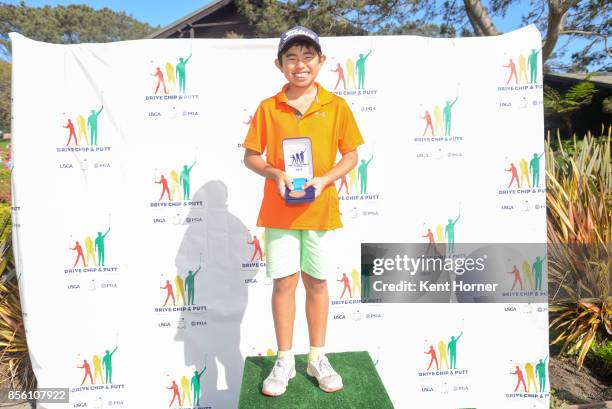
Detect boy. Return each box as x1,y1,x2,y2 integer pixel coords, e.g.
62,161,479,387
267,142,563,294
243,26,364,396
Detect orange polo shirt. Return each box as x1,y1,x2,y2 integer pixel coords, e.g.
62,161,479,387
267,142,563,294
243,83,364,230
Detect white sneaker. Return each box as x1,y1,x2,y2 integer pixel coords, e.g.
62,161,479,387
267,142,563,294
262,356,296,396
307,354,343,392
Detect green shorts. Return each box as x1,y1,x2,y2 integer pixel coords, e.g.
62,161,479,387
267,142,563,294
265,228,336,280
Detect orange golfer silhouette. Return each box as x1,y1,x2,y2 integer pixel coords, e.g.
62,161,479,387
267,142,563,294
64,119,78,146
161,280,176,306
332,63,346,90
71,241,86,267
248,235,263,262
79,359,94,385
421,110,434,136
425,345,439,370
511,365,527,392
506,163,520,188
157,174,171,201
423,228,435,244
338,272,352,299
509,264,523,291
153,67,167,95
167,380,181,407
504,58,518,85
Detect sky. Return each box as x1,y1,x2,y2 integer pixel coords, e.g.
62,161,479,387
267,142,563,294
3,0,601,70
4,0,211,28
2,0,532,32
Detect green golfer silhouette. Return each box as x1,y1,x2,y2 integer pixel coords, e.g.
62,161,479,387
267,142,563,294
357,156,374,194
444,214,460,253
87,106,104,146
447,331,463,369
532,256,546,291
180,161,197,200
355,50,372,89
102,346,117,384
185,265,201,305
94,227,110,266
528,49,540,83
176,53,193,94
443,98,458,136
191,366,207,406
535,356,547,392
529,153,544,187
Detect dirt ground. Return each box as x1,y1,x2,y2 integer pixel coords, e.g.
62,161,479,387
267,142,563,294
550,353,612,405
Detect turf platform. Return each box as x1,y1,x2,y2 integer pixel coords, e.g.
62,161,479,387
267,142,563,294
238,351,394,409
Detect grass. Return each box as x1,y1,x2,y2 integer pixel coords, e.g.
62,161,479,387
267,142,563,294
238,351,394,409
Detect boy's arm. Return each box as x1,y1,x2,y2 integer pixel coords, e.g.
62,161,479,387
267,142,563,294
244,149,293,197
303,150,358,198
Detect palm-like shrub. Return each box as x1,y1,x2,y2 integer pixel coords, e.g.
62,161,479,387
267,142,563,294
0,210,35,389
546,126,611,368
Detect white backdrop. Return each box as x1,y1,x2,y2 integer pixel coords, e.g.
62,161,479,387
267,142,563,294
10,26,549,409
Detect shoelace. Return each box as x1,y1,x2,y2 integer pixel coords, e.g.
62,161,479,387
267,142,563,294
316,357,336,377
272,359,292,378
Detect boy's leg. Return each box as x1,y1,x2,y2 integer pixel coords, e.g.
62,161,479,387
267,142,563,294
301,271,328,348
301,230,343,393
272,272,300,350
263,228,301,396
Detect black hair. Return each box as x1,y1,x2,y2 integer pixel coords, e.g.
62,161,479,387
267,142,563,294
277,39,322,64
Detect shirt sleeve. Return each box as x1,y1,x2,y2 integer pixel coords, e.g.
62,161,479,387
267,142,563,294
242,103,267,154
338,100,364,154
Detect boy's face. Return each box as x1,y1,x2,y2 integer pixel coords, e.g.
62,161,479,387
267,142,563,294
275,44,325,89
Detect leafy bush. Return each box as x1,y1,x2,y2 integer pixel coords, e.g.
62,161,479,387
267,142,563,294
590,339,612,377
546,126,612,368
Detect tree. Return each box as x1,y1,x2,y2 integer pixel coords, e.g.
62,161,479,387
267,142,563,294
0,1,157,58
544,79,597,137
0,60,9,132
460,0,610,72
236,0,610,71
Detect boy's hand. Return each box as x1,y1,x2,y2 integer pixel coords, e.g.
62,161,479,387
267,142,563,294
303,176,330,198
274,170,293,198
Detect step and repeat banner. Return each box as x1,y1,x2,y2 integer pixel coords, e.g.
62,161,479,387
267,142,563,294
10,26,548,409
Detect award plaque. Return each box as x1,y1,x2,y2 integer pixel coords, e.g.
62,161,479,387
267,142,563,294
282,137,315,203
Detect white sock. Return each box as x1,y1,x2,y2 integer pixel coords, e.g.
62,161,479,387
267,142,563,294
278,349,293,361
308,346,324,362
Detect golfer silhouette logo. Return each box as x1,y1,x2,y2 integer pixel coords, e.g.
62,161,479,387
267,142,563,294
502,49,540,84
504,152,544,188
76,346,118,385
419,97,459,137
329,49,374,90
424,331,463,371
69,225,111,267
165,359,208,408
62,105,103,146
151,53,193,95
153,159,198,202
509,356,547,392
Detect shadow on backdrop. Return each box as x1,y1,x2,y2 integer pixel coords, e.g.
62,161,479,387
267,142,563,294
173,180,255,408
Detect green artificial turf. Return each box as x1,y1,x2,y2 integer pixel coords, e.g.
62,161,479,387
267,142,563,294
238,351,394,409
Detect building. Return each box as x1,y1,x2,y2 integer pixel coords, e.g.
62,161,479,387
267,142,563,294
148,0,254,39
